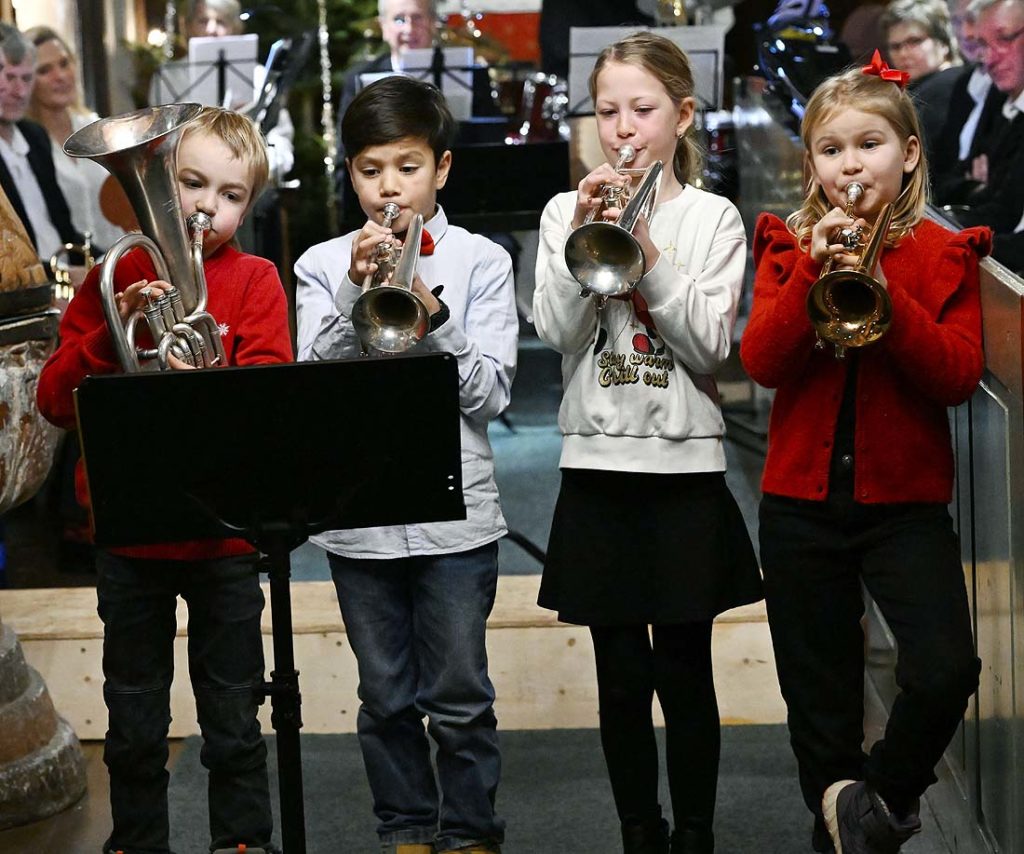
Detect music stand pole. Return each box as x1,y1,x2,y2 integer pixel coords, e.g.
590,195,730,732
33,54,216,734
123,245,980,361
256,527,307,853
217,48,228,105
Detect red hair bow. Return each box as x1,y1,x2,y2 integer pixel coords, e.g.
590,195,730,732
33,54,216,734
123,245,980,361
862,49,910,89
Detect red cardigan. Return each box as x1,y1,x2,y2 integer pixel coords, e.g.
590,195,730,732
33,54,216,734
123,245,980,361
37,243,294,560
740,214,989,504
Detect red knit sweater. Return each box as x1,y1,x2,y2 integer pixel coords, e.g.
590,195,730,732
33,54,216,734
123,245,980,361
740,214,989,504
37,243,294,559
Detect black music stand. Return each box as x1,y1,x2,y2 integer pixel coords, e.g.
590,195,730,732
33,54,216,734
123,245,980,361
74,354,466,854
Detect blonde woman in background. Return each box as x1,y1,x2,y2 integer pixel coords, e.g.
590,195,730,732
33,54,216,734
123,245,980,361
25,26,125,253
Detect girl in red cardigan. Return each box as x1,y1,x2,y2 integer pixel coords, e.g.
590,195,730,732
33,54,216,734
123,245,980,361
741,54,989,854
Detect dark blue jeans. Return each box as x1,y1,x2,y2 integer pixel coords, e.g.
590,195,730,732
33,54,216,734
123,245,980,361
759,494,980,820
329,542,504,851
96,550,272,854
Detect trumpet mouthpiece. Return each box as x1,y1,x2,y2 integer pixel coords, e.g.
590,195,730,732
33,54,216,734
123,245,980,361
381,203,400,226
187,212,212,232
617,145,636,166
845,183,864,205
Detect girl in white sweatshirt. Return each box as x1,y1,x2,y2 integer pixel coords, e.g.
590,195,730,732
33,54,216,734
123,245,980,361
532,31,762,854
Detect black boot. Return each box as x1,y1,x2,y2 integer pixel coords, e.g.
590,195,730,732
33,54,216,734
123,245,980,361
670,823,714,854
622,816,670,854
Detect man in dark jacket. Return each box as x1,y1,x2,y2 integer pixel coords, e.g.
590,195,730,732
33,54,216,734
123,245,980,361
956,0,1024,273
0,26,82,263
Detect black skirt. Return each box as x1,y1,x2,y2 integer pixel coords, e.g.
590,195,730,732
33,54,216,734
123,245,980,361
538,468,763,626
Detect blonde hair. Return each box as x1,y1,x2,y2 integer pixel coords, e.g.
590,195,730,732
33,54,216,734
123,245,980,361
25,26,89,121
182,107,270,211
588,31,704,186
787,66,928,249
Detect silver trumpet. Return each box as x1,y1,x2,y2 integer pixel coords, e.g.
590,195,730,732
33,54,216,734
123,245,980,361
564,144,663,306
63,104,227,371
352,202,430,354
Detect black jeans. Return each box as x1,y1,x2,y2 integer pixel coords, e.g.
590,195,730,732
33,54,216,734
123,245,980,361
96,550,272,854
758,493,980,819
589,622,719,830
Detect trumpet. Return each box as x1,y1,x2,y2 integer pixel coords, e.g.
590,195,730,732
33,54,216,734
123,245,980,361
806,182,894,359
63,104,227,371
50,232,96,305
351,202,430,354
564,144,663,306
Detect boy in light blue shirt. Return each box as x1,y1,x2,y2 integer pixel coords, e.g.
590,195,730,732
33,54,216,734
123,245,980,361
294,76,517,854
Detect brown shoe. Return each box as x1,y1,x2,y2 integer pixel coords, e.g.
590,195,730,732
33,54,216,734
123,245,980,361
395,846,434,854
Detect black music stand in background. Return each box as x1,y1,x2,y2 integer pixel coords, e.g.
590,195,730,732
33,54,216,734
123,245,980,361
74,354,466,854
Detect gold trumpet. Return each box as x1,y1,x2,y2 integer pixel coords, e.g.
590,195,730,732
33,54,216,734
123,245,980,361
351,202,430,355
806,182,894,359
564,144,662,306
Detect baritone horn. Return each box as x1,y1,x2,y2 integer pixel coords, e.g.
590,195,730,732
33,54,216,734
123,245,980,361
351,202,430,354
806,181,894,359
63,104,227,372
564,144,663,306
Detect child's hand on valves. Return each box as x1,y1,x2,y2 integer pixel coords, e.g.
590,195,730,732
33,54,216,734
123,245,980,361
115,279,173,322
349,219,393,284
573,163,629,229
811,208,867,270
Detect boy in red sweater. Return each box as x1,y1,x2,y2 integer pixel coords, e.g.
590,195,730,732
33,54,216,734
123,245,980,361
37,107,292,854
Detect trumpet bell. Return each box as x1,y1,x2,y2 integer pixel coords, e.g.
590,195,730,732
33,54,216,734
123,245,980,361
807,269,893,351
564,222,646,298
351,286,430,354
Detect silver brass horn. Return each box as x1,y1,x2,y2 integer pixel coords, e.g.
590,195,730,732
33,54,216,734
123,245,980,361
564,145,663,306
63,104,227,372
351,203,431,354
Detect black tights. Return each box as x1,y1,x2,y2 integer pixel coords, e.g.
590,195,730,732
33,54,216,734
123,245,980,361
590,622,719,830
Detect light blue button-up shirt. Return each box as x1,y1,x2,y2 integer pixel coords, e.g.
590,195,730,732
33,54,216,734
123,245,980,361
294,205,518,558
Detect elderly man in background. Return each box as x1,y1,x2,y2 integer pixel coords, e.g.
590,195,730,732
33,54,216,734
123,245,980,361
0,25,82,268
335,0,437,211
957,0,1024,271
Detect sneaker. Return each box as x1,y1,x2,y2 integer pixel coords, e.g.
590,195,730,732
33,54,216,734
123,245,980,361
822,780,922,854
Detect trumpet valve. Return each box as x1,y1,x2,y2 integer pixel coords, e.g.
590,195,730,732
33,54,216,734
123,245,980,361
603,184,628,210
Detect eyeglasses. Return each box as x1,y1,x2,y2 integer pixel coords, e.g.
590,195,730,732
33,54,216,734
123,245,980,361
975,25,1024,54
886,34,931,52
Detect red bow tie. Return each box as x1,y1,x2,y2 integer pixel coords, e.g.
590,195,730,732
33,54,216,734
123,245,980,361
420,228,435,256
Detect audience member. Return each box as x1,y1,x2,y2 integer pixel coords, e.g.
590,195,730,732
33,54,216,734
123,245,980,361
0,26,82,265
880,0,962,166
931,0,1004,197
26,26,125,253
957,0,1024,271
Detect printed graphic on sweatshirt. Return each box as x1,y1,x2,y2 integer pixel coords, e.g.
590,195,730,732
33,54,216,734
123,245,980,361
594,290,673,390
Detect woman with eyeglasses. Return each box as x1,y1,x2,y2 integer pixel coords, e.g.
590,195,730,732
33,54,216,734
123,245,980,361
880,0,962,170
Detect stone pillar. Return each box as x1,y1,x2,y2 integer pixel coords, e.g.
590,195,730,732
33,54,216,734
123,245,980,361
0,187,88,826
0,622,87,828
